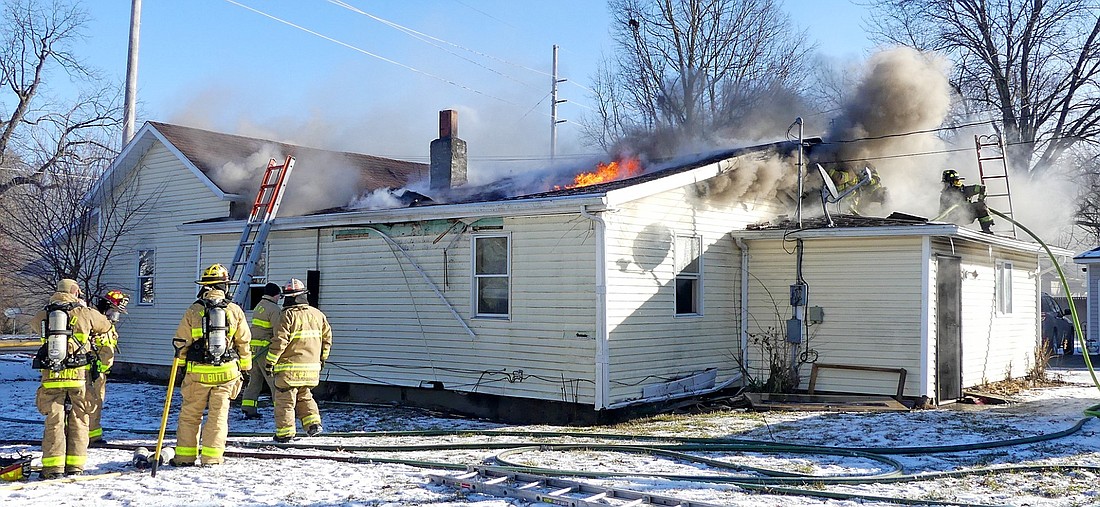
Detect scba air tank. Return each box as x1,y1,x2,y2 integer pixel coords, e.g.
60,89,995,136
45,309,70,365
206,305,228,358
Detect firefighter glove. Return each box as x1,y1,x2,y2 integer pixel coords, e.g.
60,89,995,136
240,371,250,386
263,361,275,377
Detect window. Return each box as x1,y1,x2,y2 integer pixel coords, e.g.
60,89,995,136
138,249,155,304
473,235,509,317
675,235,702,315
996,261,1013,314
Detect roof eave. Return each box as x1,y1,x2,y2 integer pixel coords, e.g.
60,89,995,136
734,223,1065,255
178,193,609,234
605,155,736,207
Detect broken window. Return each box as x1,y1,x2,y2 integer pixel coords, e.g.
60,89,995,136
473,235,509,318
138,249,155,304
675,235,702,315
996,261,1013,314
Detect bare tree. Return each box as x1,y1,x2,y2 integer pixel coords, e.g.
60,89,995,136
583,0,817,153
864,0,1100,177
0,146,161,304
0,0,122,193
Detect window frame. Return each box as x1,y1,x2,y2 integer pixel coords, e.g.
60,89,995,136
674,234,703,316
996,260,1013,314
471,233,511,319
137,248,155,305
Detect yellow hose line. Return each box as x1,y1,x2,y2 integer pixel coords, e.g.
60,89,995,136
0,340,40,349
987,208,1100,418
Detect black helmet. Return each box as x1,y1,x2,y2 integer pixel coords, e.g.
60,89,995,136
263,282,282,297
942,169,962,183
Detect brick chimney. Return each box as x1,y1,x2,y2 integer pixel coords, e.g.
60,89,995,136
429,110,468,191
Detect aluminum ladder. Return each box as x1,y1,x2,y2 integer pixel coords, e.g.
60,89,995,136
429,467,726,507
228,155,295,305
974,134,1017,238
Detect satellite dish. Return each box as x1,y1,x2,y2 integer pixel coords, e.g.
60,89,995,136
817,164,838,201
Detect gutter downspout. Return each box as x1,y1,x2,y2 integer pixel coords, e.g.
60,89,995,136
580,207,609,409
920,236,932,399
735,237,750,376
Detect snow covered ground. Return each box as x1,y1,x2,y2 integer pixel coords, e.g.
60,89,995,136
1,351,1099,507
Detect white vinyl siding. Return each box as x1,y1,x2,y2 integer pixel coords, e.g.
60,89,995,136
602,185,785,405
197,215,598,404
930,239,1038,389
743,237,925,398
102,142,234,366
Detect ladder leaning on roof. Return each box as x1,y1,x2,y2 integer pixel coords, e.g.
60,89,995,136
228,155,295,306
974,134,1017,239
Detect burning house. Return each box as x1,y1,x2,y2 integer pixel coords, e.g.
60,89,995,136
92,103,1058,423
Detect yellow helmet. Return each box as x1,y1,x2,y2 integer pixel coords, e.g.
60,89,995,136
196,263,230,285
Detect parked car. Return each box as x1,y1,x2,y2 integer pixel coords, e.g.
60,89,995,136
1041,293,1075,355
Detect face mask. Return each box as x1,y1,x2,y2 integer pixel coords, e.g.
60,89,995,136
106,309,120,322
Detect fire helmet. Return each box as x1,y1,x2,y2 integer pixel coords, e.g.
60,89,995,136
942,169,963,183
283,278,307,296
196,263,230,285
102,290,129,313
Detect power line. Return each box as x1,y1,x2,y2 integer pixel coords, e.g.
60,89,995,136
327,0,534,90
222,0,517,106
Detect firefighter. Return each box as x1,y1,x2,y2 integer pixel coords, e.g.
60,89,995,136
169,263,252,466
241,282,282,419
87,290,128,444
939,169,994,233
265,278,332,442
30,279,113,479
822,162,886,215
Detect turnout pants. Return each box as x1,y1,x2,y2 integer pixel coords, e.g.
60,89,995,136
35,385,90,474
175,376,242,465
86,375,107,442
240,347,276,415
273,385,321,438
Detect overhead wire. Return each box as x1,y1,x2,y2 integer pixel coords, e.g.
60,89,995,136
221,0,518,106
327,0,598,114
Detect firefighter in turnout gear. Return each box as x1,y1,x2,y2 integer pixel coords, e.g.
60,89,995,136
822,162,886,215
241,282,282,419
87,290,128,444
939,169,994,233
265,278,331,442
170,263,252,466
30,279,113,479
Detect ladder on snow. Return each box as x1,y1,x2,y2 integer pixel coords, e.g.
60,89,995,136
428,467,726,507
974,135,1017,239
228,155,295,305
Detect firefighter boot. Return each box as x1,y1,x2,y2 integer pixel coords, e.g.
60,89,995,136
307,424,324,437
980,218,994,234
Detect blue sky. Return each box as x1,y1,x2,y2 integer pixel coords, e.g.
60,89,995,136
75,0,873,164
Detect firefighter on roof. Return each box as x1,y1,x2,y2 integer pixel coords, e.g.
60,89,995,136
241,282,282,419
266,278,332,442
822,161,886,215
170,263,252,466
939,169,994,233
31,279,113,479
88,290,128,444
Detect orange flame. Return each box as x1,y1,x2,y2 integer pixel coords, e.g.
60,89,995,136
555,157,642,190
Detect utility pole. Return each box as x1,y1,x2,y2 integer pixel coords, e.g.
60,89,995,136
122,0,142,145
550,45,567,160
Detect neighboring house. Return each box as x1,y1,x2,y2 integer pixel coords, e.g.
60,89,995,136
94,118,1057,423
1073,247,1100,354
734,214,1066,403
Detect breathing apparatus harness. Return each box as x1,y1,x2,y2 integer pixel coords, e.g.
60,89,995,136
32,302,93,372
185,297,237,365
